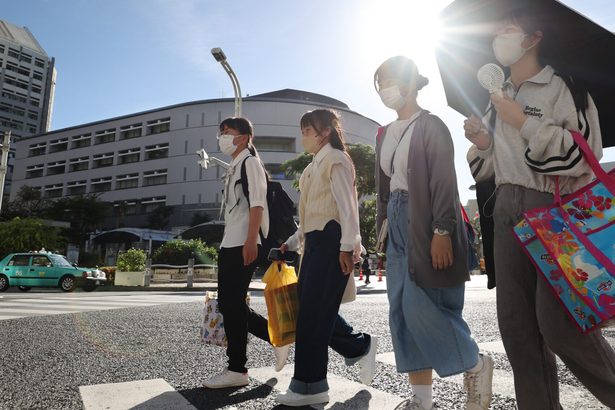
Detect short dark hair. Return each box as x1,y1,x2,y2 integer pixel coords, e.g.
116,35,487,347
374,56,429,92
300,109,346,151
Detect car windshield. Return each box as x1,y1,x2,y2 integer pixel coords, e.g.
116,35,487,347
48,254,73,267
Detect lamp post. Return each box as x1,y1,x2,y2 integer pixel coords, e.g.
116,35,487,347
211,47,242,117
0,131,10,214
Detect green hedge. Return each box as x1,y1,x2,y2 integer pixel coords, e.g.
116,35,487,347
152,239,217,266
117,248,147,271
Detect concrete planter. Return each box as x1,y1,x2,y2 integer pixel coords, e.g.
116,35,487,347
114,271,145,286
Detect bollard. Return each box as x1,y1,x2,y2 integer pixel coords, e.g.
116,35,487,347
187,258,194,288
377,257,383,282
359,267,363,281
144,258,152,287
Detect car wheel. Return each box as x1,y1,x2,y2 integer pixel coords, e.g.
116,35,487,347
59,275,76,292
82,281,96,292
0,274,8,292
18,286,32,292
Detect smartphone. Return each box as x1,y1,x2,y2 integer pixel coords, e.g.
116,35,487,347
268,248,298,263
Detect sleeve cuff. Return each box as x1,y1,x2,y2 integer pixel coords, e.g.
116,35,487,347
247,200,265,209
520,116,542,141
340,243,354,252
475,138,494,158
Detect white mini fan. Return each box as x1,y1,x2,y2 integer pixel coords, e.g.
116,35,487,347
477,63,505,97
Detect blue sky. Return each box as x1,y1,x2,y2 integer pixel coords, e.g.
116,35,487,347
4,0,615,203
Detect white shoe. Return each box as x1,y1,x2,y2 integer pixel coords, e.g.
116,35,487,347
358,336,378,385
394,395,434,410
202,368,249,389
273,344,290,372
275,389,329,407
463,353,494,410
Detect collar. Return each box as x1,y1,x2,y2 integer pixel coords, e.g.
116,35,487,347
229,148,251,167
313,142,333,165
504,65,554,89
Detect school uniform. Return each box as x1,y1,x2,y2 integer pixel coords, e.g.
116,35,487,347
284,143,371,395
218,148,270,374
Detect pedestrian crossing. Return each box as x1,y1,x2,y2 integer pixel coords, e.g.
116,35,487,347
0,292,204,320
79,340,609,410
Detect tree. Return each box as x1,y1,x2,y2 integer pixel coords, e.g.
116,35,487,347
359,199,377,251
0,217,65,258
147,205,175,230
1,186,47,219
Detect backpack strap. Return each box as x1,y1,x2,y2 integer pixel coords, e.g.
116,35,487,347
236,155,267,240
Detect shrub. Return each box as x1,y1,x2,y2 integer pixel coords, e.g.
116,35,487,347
117,248,147,271
152,239,217,266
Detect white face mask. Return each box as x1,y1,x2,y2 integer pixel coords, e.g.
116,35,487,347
492,32,535,67
378,86,406,111
218,134,237,156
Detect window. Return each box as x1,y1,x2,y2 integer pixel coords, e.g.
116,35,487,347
116,173,139,190
32,255,51,267
118,148,140,164
19,53,32,64
34,58,46,68
8,255,30,266
141,196,166,213
94,128,116,145
264,163,289,180
33,71,43,81
30,98,40,107
69,157,89,172
71,134,91,149
146,117,170,135
119,123,142,140
93,152,114,168
2,91,27,104
253,137,295,152
31,85,41,94
44,184,63,198
49,138,68,153
91,177,112,193
113,200,138,216
27,111,39,121
8,48,19,59
26,164,44,178
144,143,169,160
46,161,66,176
143,169,167,186
67,180,87,196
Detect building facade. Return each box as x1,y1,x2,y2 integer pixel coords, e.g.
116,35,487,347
11,89,379,233
0,19,56,200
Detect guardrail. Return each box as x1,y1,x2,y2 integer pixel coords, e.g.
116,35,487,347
145,258,218,288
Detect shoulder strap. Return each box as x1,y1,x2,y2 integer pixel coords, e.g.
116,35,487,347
237,156,251,208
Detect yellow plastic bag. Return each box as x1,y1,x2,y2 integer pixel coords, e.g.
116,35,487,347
262,262,299,347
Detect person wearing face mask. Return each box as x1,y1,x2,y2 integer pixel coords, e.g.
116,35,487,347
203,117,290,389
275,109,377,407
374,56,493,410
465,8,615,409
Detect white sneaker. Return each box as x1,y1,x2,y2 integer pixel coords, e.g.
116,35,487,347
463,353,494,410
358,336,378,385
202,368,249,389
275,389,329,407
394,395,434,410
273,344,290,372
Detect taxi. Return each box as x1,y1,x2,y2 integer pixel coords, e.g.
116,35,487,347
0,251,106,292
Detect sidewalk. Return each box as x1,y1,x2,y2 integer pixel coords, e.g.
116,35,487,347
98,273,490,293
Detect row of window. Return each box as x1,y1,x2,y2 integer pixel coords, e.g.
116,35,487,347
27,118,171,156
1,60,44,80
1,88,39,107
25,144,169,177
0,45,46,68
28,171,168,198
3,74,41,94
0,115,37,133
0,102,38,120
111,197,167,216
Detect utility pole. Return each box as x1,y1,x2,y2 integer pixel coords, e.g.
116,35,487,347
0,131,10,214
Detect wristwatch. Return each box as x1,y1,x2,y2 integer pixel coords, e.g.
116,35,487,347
433,228,450,236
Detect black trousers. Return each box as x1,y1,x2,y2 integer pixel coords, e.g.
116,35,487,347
217,246,270,373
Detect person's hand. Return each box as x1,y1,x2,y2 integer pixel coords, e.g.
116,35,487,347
243,238,258,266
339,252,354,275
463,115,491,150
490,93,527,130
279,243,289,254
431,234,453,270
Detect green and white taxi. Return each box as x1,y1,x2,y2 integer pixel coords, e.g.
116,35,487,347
0,252,106,292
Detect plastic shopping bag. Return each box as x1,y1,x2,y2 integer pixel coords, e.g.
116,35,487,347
262,262,299,347
201,291,227,346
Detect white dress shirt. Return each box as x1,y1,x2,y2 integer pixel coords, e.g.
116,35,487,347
285,143,361,256
380,111,423,192
220,149,269,248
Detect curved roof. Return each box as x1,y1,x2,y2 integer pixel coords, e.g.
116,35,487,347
91,228,175,244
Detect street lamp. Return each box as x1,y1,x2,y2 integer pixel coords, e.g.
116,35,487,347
0,131,11,214
211,47,242,117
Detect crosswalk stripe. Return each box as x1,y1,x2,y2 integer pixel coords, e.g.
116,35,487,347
249,364,405,409
79,378,196,410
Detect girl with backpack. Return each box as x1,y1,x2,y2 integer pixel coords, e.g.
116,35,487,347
276,109,378,407
374,56,493,410
465,7,615,408
203,117,289,389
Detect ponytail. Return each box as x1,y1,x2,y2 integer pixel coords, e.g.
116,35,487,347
300,109,347,152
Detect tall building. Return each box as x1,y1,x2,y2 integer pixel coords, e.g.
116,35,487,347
11,89,379,235
0,19,56,201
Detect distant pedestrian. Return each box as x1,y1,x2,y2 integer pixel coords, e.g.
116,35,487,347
362,255,371,285
374,56,493,410
276,109,378,407
202,117,289,389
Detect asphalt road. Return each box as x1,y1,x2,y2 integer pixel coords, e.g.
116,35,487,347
0,287,613,409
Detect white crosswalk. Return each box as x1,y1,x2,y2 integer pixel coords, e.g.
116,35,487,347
0,292,204,320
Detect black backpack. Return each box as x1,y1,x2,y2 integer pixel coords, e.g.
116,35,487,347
236,156,298,267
